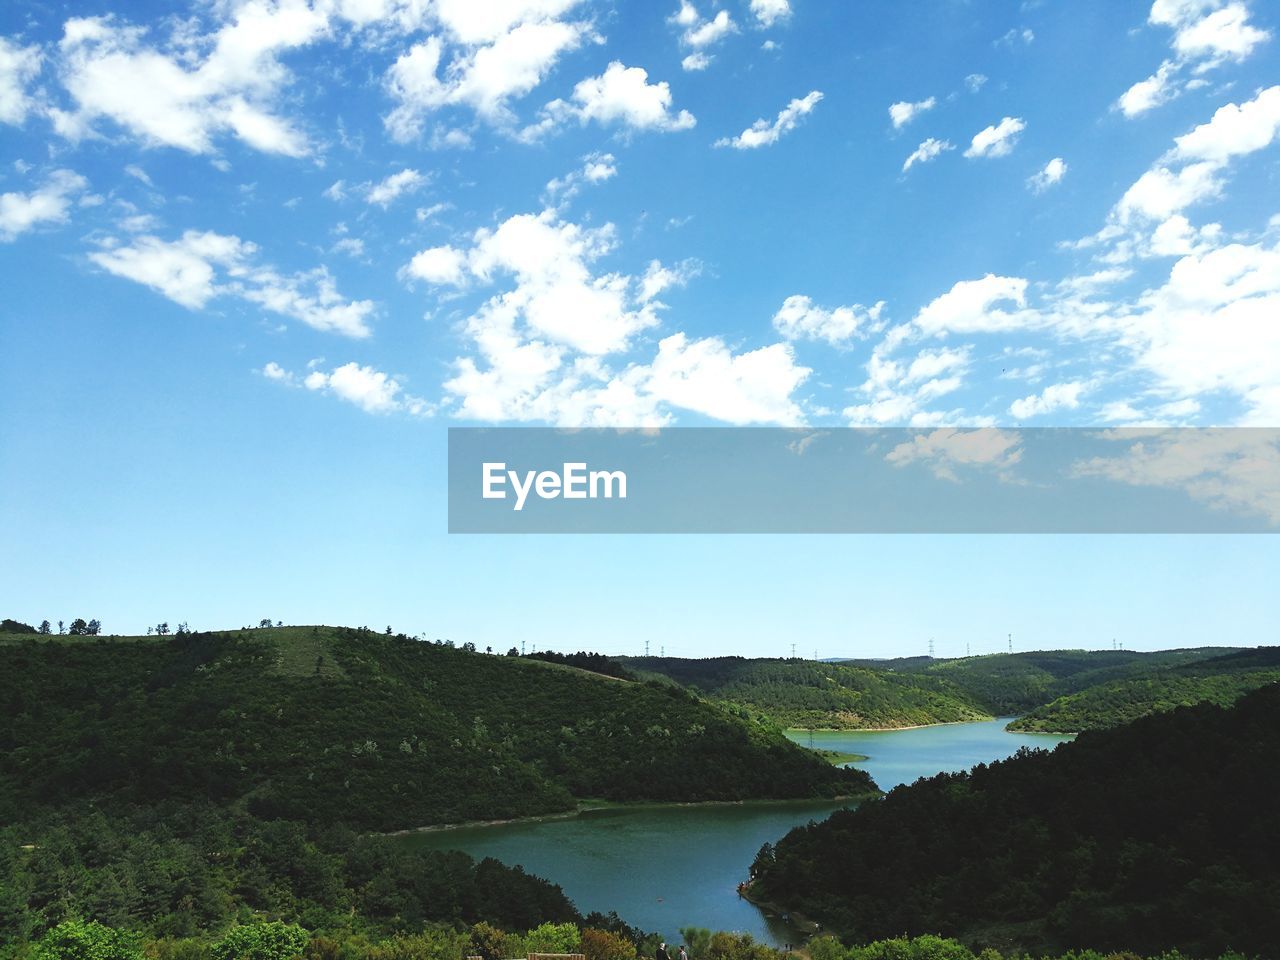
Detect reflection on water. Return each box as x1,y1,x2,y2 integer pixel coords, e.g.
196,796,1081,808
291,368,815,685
399,719,1072,945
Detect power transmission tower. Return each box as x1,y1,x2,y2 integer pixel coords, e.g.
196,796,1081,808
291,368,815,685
661,645,665,657
645,640,650,657
966,642,971,657
814,648,818,661
928,637,935,658
521,640,526,656
791,642,796,659
1008,632,1013,653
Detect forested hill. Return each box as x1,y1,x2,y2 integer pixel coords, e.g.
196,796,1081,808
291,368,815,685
1008,646,1280,732
0,627,872,832
843,647,1240,715
750,685,1280,958
620,657,991,729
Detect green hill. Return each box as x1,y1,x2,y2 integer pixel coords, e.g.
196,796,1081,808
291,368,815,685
844,648,1240,715
750,685,1280,958
1008,646,1280,732
620,657,991,729
0,627,871,832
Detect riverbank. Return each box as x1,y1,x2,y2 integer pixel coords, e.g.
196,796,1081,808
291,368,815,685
737,880,823,939
382,791,881,837
786,717,996,733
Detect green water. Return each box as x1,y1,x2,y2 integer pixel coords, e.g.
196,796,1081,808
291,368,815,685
398,719,1071,945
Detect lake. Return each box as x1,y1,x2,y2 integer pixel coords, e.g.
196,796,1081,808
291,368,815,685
397,719,1071,946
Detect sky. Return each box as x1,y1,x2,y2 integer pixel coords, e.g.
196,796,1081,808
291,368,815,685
1,0,1278,654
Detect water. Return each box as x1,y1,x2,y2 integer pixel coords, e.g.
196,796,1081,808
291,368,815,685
398,719,1072,945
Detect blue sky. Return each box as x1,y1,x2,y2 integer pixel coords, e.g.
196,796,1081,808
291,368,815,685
1,0,1278,652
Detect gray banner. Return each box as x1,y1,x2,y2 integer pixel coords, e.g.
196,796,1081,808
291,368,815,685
448,427,1280,534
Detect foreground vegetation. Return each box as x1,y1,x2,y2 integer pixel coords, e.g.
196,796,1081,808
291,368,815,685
621,657,991,729
751,685,1280,957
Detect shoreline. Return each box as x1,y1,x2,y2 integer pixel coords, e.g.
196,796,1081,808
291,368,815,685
785,716,996,733
382,791,879,837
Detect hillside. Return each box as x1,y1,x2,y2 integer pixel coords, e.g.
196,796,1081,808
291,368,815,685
750,685,1280,957
844,648,1240,715
1008,646,1280,732
620,657,991,729
0,627,871,832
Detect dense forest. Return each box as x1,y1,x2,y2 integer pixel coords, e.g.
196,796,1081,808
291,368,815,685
0,626,871,832
1009,647,1280,732
750,684,1280,958
620,657,991,729
0,625,876,957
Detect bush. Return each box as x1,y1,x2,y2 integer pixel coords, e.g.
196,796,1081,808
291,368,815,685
33,919,143,960
211,923,308,960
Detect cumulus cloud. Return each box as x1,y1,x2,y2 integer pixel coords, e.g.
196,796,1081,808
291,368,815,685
523,62,696,139
0,168,89,242
885,428,1024,481
544,151,617,203
1116,0,1270,117
749,0,792,28
715,89,822,149
1028,157,1068,192
1009,381,1090,418
888,96,935,130
772,294,883,345
364,168,428,207
383,0,592,139
0,38,42,126
670,2,737,71
902,137,953,171
299,361,432,416
914,274,1036,336
53,8,326,155
89,228,374,336
964,117,1026,158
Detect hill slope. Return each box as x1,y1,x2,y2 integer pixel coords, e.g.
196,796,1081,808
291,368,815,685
751,685,1280,957
844,648,1240,715
1008,646,1280,732
621,657,991,729
0,627,872,832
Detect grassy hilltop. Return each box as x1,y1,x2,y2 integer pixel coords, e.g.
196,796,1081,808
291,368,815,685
620,656,991,730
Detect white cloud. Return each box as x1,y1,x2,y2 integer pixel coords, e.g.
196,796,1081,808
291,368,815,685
1117,60,1180,117
1009,380,1089,418
1072,429,1280,524
0,38,42,126
1028,157,1068,192
638,258,698,302
545,151,617,203
772,294,883,345
55,8,324,155
1117,1,1270,118
382,2,592,139
996,27,1035,47
0,168,89,242
715,89,822,149
567,61,696,132
645,333,810,425
681,52,711,71
884,428,1023,481
89,228,374,336
902,137,953,171
1172,85,1280,163
403,244,469,286
965,73,988,93
888,96,936,130
364,168,427,207
964,116,1026,158
261,360,295,384
302,361,431,416
750,0,792,28
914,274,1035,335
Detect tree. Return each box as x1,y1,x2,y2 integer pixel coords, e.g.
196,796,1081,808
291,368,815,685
58,620,65,634
259,619,273,629
69,618,89,636
1,618,37,633
211,922,308,960
175,622,191,636
39,620,52,634
155,623,170,636
86,619,101,636
32,918,142,960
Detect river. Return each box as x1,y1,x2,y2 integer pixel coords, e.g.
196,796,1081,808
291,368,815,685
397,719,1070,946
